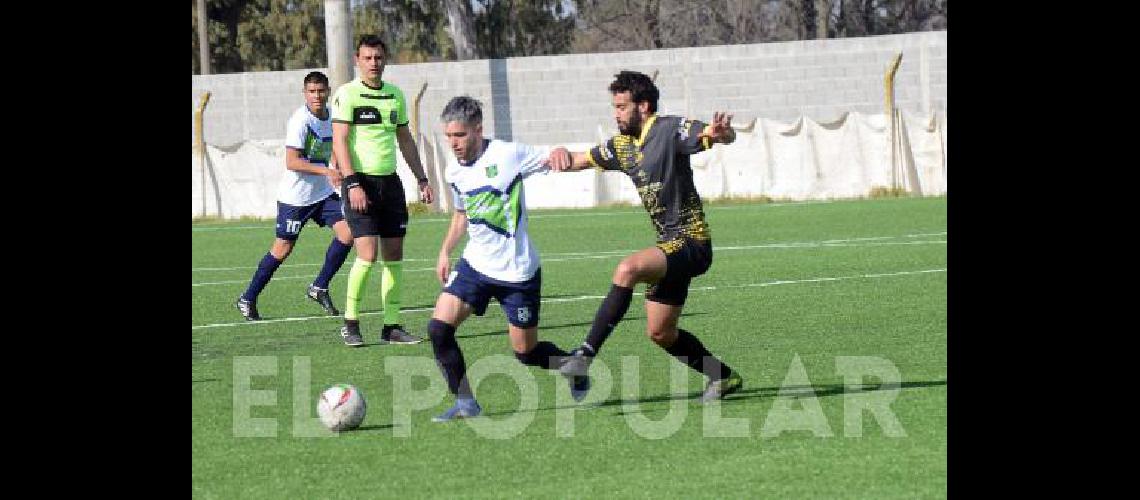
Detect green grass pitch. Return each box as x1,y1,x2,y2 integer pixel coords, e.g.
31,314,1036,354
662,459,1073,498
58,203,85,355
192,196,946,498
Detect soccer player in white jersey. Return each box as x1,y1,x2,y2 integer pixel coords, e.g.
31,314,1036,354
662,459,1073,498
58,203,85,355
235,71,353,321
427,96,588,422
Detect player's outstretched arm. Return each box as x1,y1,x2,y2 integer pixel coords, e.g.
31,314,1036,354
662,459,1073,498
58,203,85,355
545,147,592,172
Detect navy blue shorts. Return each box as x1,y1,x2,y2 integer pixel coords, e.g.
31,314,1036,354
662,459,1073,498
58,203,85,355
275,193,344,241
443,258,541,328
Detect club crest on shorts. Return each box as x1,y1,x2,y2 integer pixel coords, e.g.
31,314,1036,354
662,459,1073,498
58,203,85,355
517,307,530,324
485,164,498,178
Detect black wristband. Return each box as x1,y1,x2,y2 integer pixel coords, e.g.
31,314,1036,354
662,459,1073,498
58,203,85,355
344,173,362,189
416,177,429,184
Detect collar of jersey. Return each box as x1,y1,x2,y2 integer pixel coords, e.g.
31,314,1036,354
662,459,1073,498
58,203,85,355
458,138,492,167
305,106,329,121
359,79,385,91
635,114,658,146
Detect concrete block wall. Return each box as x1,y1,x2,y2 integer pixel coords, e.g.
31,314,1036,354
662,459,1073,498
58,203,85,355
192,31,945,147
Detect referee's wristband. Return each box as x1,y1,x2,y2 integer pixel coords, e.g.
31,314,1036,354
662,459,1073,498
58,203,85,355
344,173,363,189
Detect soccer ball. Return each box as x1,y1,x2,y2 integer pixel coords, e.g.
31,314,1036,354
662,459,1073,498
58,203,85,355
317,384,366,432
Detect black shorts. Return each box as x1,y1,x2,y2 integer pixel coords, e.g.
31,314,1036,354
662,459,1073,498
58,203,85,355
645,237,713,306
341,174,408,238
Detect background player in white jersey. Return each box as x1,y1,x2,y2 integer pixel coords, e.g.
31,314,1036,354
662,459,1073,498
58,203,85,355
235,71,353,321
426,96,588,422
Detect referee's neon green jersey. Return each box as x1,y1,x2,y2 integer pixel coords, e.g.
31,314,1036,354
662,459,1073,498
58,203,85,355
330,78,409,175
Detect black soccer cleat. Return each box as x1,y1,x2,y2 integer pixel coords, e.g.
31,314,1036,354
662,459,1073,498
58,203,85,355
379,324,423,345
340,320,364,347
306,285,340,316
235,297,261,321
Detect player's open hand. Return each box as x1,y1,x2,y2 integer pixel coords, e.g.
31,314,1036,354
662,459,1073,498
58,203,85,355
698,112,735,143
419,182,434,204
348,186,369,213
546,147,572,172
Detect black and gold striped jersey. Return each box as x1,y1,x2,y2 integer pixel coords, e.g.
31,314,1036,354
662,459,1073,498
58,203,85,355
588,114,712,243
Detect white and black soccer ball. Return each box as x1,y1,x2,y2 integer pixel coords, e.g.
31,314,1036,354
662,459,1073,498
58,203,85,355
317,384,366,432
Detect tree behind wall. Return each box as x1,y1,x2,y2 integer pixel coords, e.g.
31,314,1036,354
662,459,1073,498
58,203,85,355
822,0,947,38
442,0,478,59
353,0,452,63
474,0,575,58
193,0,947,74
192,0,245,74
192,0,327,74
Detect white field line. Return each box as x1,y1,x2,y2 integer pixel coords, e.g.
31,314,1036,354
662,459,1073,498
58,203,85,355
191,267,946,330
191,237,945,287
190,200,841,232
192,231,946,274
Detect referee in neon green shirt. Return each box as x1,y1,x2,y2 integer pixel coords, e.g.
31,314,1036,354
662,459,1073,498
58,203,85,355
331,35,434,347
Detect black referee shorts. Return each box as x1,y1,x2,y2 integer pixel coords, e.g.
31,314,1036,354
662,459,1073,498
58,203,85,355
341,173,408,238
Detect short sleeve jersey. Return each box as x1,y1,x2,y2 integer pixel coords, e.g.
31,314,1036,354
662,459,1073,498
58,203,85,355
329,78,408,175
587,115,712,243
447,139,551,283
277,105,335,206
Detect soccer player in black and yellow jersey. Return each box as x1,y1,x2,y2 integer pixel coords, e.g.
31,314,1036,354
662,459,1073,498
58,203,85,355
547,70,743,403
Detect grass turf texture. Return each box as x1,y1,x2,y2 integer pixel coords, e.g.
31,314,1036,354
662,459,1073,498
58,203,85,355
192,197,946,498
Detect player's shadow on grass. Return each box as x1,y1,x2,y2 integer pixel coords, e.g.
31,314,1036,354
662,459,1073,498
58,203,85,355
455,312,707,340
479,380,946,418
608,380,948,415
354,423,399,432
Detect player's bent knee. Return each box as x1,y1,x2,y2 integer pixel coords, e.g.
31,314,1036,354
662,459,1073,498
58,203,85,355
332,223,353,244
613,259,640,284
271,241,295,260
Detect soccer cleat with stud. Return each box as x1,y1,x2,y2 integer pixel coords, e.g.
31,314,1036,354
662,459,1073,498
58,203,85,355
379,325,423,345
235,297,261,321
432,399,482,422
699,372,743,403
340,321,364,347
306,285,340,316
